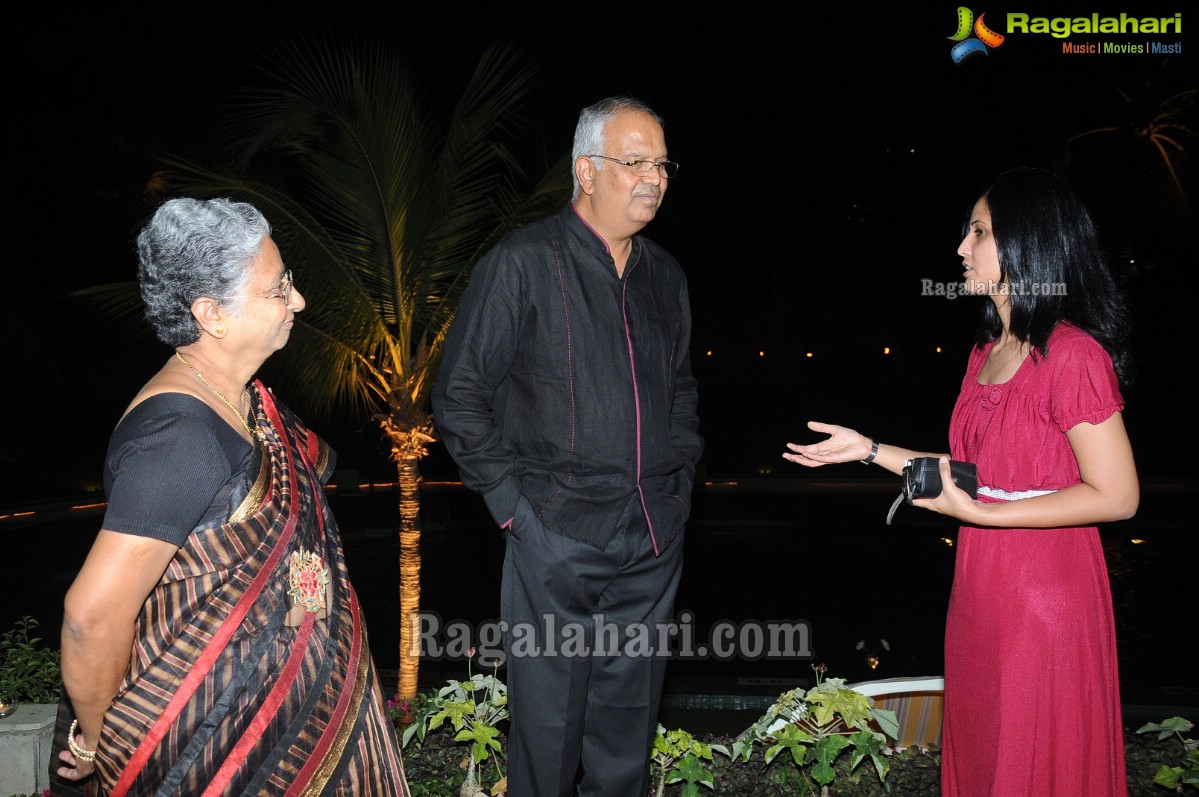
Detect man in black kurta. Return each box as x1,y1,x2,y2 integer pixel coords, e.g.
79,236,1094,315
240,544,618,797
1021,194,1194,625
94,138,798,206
432,96,702,797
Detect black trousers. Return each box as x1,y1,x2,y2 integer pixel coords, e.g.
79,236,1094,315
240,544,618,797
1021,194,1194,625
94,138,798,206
500,494,685,797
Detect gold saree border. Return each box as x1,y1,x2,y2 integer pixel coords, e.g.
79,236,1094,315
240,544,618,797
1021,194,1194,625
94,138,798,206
231,447,272,524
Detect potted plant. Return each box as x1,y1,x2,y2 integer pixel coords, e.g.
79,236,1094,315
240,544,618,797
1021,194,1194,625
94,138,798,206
0,616,62,709
0,617,62,797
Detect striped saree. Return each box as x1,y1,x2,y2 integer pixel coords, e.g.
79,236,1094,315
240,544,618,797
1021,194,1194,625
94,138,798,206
54,383,409,796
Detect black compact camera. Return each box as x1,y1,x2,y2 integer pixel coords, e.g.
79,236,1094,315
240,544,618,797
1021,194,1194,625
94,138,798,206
886,457,978,524
903,457,978,501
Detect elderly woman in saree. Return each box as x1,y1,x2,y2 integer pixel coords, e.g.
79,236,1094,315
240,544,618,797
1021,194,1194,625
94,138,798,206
53,197,410,796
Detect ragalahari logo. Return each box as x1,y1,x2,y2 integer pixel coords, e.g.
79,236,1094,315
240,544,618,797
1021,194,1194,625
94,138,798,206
948,7,1006,62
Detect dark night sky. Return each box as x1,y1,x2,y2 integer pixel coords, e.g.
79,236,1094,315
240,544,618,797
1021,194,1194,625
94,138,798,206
4,2,1195,502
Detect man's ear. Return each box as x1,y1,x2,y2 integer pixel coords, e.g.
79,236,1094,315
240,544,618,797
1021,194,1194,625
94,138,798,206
575,156,597,196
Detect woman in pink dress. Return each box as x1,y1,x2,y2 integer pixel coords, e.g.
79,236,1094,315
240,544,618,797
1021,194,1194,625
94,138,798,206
783,167,1138,796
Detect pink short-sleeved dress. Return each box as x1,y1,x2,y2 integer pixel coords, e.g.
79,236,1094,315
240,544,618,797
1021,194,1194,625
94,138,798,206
942,322,1128,796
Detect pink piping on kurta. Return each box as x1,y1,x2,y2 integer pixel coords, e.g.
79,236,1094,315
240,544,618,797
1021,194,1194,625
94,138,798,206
572,206,659,555
621,248,659,556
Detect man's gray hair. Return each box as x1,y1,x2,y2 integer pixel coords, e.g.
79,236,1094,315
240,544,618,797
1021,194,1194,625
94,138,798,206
571,96,664,201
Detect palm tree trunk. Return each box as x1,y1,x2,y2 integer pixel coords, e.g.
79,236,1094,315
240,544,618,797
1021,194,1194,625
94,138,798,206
395,449,423,703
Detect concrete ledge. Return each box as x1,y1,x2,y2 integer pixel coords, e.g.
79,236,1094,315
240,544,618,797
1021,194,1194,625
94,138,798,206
0,702,56,795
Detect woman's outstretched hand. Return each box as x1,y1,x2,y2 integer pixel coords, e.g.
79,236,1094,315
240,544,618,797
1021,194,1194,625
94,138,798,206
783,421,872,467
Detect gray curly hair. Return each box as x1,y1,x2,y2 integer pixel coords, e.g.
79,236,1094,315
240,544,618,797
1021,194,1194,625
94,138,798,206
136,197,271,346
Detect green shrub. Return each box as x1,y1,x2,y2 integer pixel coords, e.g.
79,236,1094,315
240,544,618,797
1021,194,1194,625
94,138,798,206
1135,717,1199,792
396,693,1194,795
0,616,63,704
396,663,906,796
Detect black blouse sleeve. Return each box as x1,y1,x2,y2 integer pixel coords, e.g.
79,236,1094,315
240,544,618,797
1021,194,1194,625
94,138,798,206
101,393,252,547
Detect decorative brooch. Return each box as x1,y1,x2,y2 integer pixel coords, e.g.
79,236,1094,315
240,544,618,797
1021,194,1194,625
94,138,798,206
288,549,330,613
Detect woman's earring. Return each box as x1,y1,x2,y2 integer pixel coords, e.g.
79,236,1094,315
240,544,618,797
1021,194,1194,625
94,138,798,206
215,327,226,336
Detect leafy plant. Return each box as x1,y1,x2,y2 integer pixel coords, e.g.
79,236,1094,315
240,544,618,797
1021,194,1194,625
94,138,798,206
390,663,1192,796
1137,716,1199,791
651,725,729,797
0,616,62,704
730,664,898,795
399,657,509,796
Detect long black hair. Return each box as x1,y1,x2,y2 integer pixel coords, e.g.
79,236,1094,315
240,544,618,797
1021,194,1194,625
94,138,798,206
971,167,1133,385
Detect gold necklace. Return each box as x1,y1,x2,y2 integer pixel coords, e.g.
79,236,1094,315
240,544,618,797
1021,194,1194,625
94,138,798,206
175,352,263,441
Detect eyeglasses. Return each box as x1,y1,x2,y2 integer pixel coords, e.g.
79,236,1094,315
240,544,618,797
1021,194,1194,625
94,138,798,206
234,269,295,305
269,270,295,305
587,155,679,179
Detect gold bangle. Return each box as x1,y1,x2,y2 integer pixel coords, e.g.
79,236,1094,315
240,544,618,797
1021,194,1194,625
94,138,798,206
68,719,97,763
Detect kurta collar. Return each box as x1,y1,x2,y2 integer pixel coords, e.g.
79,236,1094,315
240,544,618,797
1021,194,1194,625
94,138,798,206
566,205,643,277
